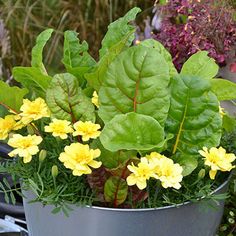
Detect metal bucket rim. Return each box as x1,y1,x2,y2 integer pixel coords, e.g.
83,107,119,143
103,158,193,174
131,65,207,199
88,177,230,212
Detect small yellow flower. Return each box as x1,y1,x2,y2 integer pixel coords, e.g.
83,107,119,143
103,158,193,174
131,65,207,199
199,147,235,179
7,110,26,131
127,158,157,190
73,121,101,141
154,157,183,189
8,134,42,163
145,152,168,177
0,115,16,140
45,118,73,139
19,98,50,124
92,91,99,108
59,143,101,176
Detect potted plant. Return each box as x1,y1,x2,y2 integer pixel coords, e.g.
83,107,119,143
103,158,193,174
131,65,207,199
0,7,236,236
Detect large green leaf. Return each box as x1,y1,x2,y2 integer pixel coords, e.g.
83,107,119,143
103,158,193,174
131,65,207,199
85,31,135,91
99,7,141,58
100,112,165,152
211,79,236,101
0,81,28,112
31,29,53,74
98,45,170,126
104,176,128,206
181,51,219,80
13,67,51,98
140,39,178,78
62,31,96,85
46,73,95,122
91,139,136,169
166,75,222,155
173,154,198,176
0,106,7,117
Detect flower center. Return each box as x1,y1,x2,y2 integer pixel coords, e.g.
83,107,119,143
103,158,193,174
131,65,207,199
19,140,33,148
74,151,91,164
53,124,66,133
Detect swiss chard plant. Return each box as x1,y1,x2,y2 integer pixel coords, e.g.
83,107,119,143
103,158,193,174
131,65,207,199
0,7,236,211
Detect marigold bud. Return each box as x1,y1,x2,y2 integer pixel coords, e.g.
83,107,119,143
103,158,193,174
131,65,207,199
39,150,47,162
51,165,58,178
198,169,205,179
27,125,35,135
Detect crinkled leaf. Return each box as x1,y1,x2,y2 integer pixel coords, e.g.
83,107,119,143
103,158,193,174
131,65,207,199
104,176,128,206
129,186,148,205
62,31,96,86
31,29,53,74
173,154,198,176
211,79,236,101
87,167,108,202
99,45,170,126
85,31,134,91
166,75,222,156
108,158,139,178
140,39,177,77
13,67,51,98
91,139,136,169
46,73,95,122
0,80,28,111
100,112,165,152
181,51,219,80
99,7,141,58
63,31,95,68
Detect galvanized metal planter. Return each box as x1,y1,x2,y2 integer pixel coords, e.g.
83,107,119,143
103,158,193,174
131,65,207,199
22,179,228,236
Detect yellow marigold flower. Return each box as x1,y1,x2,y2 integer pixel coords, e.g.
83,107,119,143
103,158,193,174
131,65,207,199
59,143,101,176
73,121,101,141
127,158,157,190
19,98,50,124
91,91,99,108
8,134,42,163
0,113,24,138
7,110,26,131
0,115,16,140
199,147,235,180
155,157,183,190
145,152,167,176
45,118,73,139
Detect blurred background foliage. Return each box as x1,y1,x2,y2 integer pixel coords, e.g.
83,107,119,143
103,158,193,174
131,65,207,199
0,0,154,79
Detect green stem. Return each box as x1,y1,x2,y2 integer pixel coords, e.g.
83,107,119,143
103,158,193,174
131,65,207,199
38,162,42,173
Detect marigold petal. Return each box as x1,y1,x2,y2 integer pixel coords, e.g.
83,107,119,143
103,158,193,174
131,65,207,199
88,160,102,169
209,170,217,180
126,175,137,186
23,155,32,163
136,179,147,190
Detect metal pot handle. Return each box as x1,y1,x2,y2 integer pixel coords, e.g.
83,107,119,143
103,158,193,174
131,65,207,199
0,142,13,159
